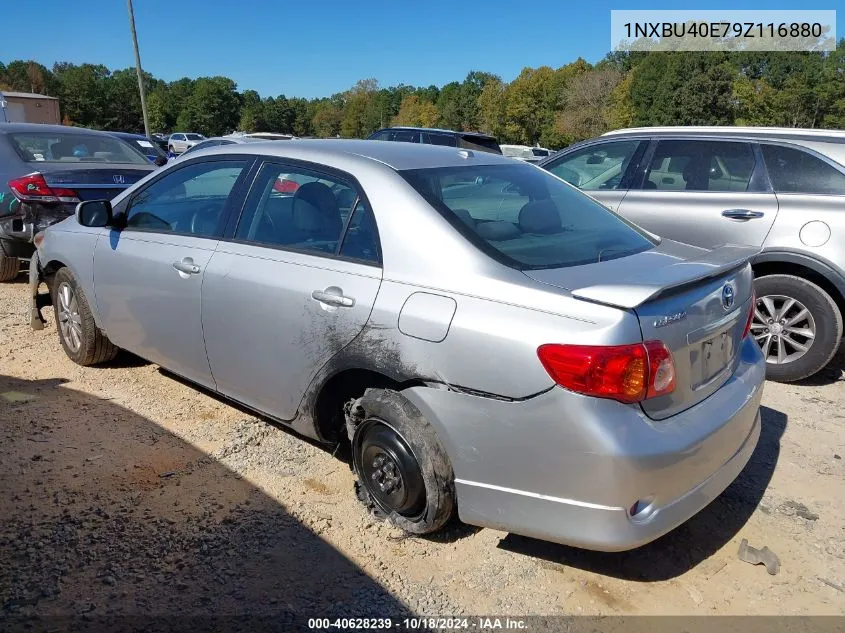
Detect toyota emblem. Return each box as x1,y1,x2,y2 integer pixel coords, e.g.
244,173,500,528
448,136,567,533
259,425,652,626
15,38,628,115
721,284,735,310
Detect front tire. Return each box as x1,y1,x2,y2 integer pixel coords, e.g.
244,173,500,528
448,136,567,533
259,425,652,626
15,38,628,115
346,389,455,535
752,274,842,382
51,267,119,366
0,240,20,282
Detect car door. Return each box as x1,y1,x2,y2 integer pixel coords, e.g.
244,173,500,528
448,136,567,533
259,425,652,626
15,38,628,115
616,138,779,248
541,138,647,211
202,160,383,421
93,156,253,389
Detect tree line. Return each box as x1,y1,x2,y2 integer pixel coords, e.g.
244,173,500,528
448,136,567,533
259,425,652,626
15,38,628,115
1,41,843,148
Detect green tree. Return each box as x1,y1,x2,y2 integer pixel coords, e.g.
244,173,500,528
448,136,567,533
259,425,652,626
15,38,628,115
52,62,111,127
179,76,240,135
391,95,439,127
476,78,507,138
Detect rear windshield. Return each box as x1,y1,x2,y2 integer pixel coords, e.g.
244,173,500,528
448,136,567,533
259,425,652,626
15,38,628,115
459,135,502,155
401,163,656,270
9,132,151,165
129,138,166,157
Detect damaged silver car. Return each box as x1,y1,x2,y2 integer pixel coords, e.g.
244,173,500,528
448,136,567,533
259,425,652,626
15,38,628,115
29,140,765,551
0,123,155,281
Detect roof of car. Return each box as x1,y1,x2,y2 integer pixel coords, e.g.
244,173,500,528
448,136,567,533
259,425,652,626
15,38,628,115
0,123,116,136
203,138,516,170
109,131,148,140
380,126,497,139
602,126,845,144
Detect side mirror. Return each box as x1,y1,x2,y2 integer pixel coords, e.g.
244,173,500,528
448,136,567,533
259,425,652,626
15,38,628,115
153,155,168,167
76,200,113,228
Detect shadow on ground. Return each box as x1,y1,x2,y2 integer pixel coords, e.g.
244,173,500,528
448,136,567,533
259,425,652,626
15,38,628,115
0,374,408,631
498,405,786,581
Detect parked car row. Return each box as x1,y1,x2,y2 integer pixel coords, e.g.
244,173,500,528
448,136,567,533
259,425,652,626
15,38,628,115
4,120,842,554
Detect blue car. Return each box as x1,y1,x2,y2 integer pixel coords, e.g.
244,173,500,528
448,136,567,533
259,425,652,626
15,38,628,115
109,131,168,165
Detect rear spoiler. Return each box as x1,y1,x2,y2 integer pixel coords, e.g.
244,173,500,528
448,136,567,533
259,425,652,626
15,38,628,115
569,244,760,310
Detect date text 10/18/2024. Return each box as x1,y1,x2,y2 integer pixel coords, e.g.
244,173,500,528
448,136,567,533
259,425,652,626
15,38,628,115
308,617,528,630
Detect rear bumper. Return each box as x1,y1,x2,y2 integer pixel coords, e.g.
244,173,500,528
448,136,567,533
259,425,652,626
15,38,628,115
402,336,766,551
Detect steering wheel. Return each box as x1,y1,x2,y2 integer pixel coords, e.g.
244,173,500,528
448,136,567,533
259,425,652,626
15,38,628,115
189,203,222,236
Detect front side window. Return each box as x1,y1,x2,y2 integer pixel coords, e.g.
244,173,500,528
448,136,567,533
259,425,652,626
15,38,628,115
9,132,151,165
401,163,655,270
389,129,420,143
546,140,642,191
125,159,248,236
185,133,205,141
235,163,379,261
644,140,756,192
761,144,845,195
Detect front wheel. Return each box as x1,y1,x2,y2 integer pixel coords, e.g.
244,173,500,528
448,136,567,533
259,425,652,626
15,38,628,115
751,274,842,382
347,389,455,535
51,267,119,366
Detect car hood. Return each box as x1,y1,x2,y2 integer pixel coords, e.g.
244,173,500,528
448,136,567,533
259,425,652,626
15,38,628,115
523,239,760,309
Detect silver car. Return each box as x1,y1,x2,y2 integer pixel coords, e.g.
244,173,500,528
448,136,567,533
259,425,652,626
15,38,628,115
28,140,765,551
540,126,845,382
167,132,206,154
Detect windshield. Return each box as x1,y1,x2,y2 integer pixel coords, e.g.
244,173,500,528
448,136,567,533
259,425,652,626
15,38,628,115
10,132,151,165
185,133,205,141
401,163,656,270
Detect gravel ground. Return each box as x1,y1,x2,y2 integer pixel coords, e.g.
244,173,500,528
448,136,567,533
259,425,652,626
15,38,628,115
1,276,843,627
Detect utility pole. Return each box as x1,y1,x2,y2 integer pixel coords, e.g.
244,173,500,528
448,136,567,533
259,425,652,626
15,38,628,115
127,0,151,137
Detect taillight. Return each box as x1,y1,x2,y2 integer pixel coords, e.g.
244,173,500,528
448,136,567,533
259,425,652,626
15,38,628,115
743,291,756,339
537,340,676,404
8,173,79,203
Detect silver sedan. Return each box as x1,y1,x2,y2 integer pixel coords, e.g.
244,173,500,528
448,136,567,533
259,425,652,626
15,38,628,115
28,140,765,551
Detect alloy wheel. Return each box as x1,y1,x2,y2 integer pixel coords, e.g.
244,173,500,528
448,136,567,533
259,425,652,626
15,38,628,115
750,294,816,365
57,282,83,353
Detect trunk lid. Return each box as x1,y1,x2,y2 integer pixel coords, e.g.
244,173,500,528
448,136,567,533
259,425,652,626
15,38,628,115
41,164,154,201
524,240,758,420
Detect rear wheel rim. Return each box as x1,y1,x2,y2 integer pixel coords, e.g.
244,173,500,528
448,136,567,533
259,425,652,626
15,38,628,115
354,419,426,520
750,294,816,365
57,282,82,353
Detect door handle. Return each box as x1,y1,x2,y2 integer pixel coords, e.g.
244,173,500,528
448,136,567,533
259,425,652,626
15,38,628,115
172,258,201,275
311,288,355,308
722,209,764,220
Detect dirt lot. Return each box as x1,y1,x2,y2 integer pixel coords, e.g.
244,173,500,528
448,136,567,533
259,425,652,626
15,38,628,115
1,275,844,624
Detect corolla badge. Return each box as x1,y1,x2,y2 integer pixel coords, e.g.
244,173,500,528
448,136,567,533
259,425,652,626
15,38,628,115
722,284,735,310
113,174,126,185
653,312,687,328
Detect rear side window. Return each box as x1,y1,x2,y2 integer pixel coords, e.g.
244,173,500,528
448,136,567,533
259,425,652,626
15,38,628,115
235,163,379,262
369,130,390,141
546,140,642,191
401,163,655,270
458,135,502,155
644,140,756,192
761,144,845,195
423,132,456,147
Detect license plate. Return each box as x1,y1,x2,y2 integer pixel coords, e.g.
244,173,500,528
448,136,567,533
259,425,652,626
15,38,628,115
701,331,733,383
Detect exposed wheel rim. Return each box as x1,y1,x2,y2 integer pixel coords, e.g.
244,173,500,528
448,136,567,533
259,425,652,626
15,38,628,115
57,281,83,353
353,419,426,520
750,293,816,365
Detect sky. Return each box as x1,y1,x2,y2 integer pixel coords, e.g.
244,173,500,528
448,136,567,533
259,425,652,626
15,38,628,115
1,0,825,99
